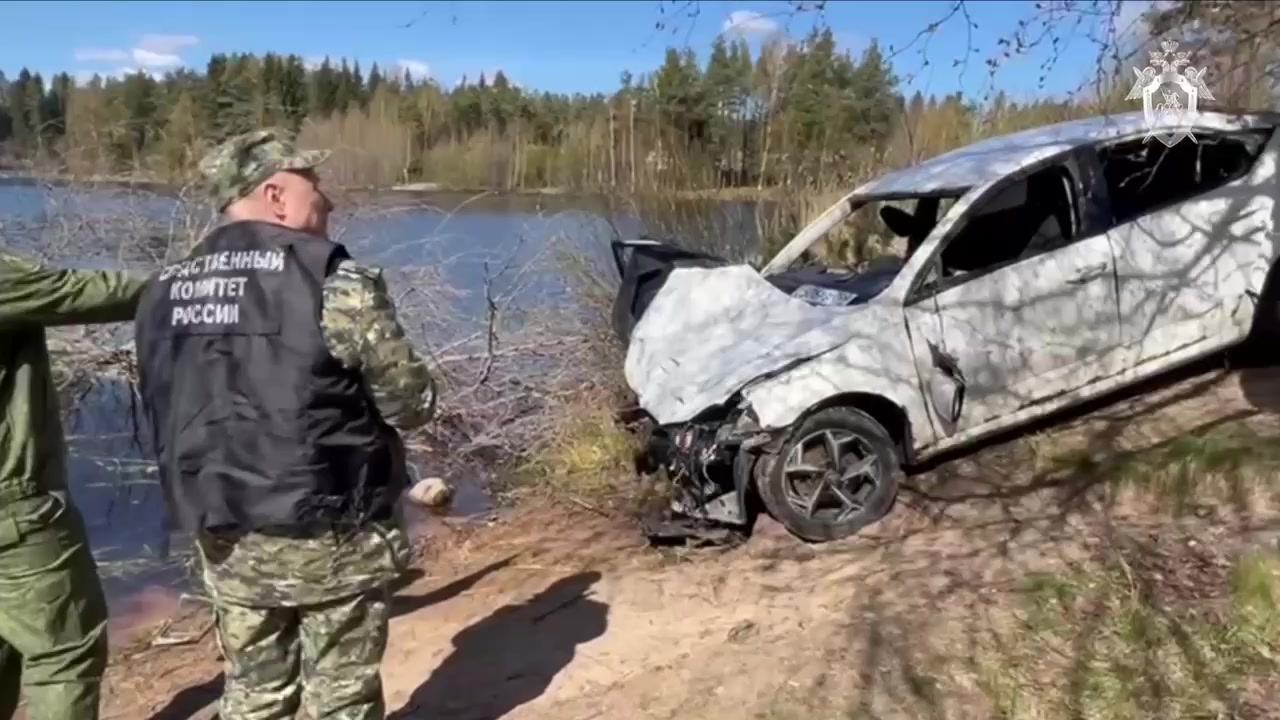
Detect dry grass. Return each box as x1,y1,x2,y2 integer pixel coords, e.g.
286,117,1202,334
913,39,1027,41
511,383,643,510
1050,423,1280,518
964,544,1280,720
833,547,1280,720
757,525,1280,720
721,368,1280,720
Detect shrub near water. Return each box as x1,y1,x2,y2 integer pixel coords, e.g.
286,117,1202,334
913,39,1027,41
503,222,675,518
514,383,645,511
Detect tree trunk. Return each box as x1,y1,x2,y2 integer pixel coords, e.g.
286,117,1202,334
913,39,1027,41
629,98,636,189
609,106,617,187
757,75,781,190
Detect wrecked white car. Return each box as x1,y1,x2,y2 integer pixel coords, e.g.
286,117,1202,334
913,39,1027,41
612,110,1280,543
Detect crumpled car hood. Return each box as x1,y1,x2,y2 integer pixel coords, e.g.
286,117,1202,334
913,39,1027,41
623,264,866,426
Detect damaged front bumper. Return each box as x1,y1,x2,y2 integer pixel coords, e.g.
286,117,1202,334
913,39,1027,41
638,403,782,535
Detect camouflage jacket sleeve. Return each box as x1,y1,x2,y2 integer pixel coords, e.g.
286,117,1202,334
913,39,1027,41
320,259,437,432
0,252,147,329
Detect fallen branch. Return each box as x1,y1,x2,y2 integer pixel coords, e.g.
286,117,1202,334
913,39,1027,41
474,259,500,389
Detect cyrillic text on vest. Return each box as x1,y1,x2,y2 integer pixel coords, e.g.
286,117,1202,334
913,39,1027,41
160,249,287,328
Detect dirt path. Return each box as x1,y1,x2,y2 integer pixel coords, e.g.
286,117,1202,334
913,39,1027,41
97,361,1280,720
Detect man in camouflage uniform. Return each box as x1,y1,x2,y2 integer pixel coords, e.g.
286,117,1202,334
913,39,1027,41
132,129,445,720
0,254,147,719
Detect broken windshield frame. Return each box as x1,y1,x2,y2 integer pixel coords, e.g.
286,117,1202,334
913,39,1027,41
761,190,969,297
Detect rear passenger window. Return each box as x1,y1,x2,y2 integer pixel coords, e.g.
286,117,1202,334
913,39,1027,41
1098,128,1273,226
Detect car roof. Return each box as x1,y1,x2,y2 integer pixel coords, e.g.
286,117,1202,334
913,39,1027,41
854,110,1280,197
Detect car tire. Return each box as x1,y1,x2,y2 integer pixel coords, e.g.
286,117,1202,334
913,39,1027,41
756,407,901,543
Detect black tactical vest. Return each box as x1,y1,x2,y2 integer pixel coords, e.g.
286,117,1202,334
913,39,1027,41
134,220,407,535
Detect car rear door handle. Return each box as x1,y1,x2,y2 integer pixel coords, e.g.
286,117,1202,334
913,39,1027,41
1067,262,1109,285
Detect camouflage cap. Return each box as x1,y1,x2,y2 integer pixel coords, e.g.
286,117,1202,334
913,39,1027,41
198,128,331,211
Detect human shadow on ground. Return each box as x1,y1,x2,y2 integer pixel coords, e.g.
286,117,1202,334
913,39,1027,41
392,554,518,618
144,672,223,720
389,571,609,720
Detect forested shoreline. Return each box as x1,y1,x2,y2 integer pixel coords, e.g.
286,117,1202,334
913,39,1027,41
0,26,1101,194
1,1,1274,195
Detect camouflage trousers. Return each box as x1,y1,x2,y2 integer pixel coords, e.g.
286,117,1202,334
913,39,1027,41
0,492,109,720
212,586,390,720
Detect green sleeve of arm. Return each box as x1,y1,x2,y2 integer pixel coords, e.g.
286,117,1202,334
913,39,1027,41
320,260,438,432
0,253,148,329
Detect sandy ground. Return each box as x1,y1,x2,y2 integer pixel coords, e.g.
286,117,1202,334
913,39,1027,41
83,360,1280,720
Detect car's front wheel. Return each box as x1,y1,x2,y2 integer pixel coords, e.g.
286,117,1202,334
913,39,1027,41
757,407,901,542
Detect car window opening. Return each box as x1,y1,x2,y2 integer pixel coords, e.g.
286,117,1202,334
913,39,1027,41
774,194,961,308
1099,128,1273,226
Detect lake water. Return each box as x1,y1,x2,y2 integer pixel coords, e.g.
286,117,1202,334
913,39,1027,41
0,178,764,625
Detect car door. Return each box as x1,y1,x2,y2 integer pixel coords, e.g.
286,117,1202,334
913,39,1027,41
1096,128,1279,370
902,156,1126,438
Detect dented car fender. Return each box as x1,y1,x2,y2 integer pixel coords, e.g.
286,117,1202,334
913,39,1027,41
739,306,937,449
624,264,875,426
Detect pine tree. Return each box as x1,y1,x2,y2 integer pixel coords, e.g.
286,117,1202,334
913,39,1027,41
8,70,33,150
0,26,1125,191
368,63,383,98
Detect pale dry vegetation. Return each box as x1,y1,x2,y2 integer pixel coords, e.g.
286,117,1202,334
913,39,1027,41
296,90,417,189
821,530,1280,720
981,544,1280,719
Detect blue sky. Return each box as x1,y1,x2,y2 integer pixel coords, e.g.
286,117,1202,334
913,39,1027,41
0,0,1153,101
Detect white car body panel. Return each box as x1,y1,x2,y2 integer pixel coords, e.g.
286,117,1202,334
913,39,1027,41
1110,147,1279,369
902,232,1125,438
738,304,929,437
623,110,1280,466
851,111,1264,196
623,264,864,426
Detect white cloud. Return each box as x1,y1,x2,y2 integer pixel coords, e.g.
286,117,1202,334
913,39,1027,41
722,10,781,38
302,56,425,79
395,59,431,80
137,34,199,54
72,34,198,74
131,48,183,70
